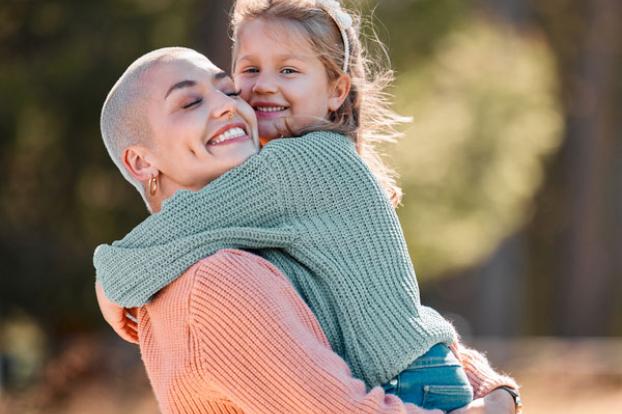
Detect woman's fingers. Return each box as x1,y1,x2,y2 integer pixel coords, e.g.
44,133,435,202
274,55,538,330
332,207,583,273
110,318,138,343
449,389,516,414
448,399,485,414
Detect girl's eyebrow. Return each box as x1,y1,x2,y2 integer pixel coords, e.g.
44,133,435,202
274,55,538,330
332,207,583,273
236,54,308,63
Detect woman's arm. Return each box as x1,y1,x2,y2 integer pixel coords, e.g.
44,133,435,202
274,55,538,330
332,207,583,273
186,250,440,414
100,247,519,413
450,341,519,399
450,342,521,414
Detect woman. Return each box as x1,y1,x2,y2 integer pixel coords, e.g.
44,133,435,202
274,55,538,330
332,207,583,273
96,48,519,414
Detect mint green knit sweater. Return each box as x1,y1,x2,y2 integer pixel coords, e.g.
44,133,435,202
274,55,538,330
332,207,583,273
94,131,456,387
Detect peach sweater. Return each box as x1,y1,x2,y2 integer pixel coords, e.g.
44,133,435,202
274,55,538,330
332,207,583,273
137,250,517,414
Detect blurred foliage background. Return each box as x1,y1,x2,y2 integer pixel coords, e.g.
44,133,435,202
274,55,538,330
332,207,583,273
1,0,621,412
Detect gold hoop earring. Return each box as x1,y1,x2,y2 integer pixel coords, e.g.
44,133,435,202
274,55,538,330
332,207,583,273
149,175,158,196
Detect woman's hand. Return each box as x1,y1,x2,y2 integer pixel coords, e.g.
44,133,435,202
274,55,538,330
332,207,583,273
95,281,139,344
449,389,516,414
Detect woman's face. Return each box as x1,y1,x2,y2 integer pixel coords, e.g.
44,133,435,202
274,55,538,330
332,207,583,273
233,18,336,141
145,53,259,195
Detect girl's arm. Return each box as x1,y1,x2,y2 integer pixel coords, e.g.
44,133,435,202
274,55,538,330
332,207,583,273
94,151,291,307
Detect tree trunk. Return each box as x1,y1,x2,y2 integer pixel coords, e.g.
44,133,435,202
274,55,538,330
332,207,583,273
192,0,234,71
526,0,622,335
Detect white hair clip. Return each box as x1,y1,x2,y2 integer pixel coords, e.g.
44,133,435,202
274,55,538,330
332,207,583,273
315,0,353,72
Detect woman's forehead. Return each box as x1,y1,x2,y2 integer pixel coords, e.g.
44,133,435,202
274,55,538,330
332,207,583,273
145,56,230,97
159,55,223,80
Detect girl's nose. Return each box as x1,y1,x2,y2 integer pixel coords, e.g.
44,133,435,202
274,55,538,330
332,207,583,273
252,72,277,94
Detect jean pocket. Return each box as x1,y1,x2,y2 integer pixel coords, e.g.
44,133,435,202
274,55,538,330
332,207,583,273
422,384,473,412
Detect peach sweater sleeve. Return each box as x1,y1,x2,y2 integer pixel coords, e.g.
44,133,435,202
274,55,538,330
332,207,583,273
450,342,519,399
182,250,434,414
138,249,517,413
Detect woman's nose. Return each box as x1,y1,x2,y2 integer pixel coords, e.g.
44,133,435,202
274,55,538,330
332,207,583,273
211,94,237,120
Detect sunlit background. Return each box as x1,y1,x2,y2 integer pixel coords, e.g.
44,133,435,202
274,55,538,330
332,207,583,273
1,0,621,413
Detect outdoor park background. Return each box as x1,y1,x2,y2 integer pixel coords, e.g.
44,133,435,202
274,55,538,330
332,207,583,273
1,0,621,412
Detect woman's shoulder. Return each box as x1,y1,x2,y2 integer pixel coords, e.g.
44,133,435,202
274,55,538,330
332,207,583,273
190,250,290,301
148,250,286,317
193,249,280,280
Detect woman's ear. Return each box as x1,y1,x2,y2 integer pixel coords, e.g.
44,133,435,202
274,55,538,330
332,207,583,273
122,146,157,182
328,74,352,112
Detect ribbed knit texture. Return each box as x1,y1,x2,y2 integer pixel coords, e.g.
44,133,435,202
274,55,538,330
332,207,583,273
140,250,517,414
94,131,457,387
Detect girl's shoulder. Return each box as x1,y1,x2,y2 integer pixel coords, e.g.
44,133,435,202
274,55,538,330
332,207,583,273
261,131,356,160
260,131,376,186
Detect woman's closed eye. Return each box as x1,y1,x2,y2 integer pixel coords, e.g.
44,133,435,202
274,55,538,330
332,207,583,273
182,98,202,109
226,89,242,97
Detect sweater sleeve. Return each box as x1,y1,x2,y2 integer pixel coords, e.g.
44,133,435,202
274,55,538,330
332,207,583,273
94,151,294,307
129,150,287,244
187,250,432,414
449,341,520,399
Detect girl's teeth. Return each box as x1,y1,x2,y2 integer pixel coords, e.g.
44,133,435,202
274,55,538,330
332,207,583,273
211,127,246,144
257,106,286,112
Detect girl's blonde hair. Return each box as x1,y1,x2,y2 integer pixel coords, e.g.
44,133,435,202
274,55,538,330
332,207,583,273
231,0,410,206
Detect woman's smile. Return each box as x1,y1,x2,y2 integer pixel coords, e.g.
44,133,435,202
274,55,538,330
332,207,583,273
207,123,251,146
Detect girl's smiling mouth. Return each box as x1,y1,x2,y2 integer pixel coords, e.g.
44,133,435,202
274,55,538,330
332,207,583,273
253,102,289,119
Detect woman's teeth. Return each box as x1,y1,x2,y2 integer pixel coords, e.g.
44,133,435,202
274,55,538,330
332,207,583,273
210,127,246,145
256,106,286,112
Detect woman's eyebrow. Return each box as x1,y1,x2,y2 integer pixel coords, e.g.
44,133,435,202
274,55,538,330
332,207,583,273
214,71,229,80
165,80,196,99
164,72,230,99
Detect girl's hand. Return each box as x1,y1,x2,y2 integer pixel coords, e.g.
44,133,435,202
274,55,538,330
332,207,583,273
95,281,139,344
449,389,517,414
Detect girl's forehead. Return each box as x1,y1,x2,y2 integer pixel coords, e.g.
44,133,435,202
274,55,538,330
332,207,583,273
237,17,313,53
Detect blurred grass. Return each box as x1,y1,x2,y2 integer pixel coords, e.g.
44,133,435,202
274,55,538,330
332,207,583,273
2,334,621,413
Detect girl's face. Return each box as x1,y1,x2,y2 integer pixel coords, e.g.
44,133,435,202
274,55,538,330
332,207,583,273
233,18,345,141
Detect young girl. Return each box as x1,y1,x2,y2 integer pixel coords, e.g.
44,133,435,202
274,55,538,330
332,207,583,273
96,1,519,411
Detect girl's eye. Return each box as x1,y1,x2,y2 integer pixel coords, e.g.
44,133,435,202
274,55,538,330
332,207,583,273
242,67,259,74
182,98,202,109
281,68,298,75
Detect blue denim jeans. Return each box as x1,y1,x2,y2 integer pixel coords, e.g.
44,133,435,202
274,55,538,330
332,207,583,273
381,344,473,412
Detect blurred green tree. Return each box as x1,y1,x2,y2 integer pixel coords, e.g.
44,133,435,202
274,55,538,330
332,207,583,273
0,0,620,350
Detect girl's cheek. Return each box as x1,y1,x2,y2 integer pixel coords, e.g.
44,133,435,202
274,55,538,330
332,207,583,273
234,77,253,99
